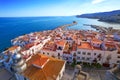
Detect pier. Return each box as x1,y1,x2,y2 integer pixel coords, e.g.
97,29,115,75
60,21,77,30
84,24,120,34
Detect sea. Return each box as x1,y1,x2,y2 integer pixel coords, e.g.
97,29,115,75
0,16,120,52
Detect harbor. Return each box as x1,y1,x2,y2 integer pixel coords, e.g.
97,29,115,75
84,24,120,34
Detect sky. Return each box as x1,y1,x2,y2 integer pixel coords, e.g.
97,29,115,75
0,0,120,17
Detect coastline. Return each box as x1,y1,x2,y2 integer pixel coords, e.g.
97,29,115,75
1,17,120,53
9,21,77,49
77,17,120,24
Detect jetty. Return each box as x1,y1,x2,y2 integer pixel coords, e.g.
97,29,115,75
84,24,120,34
60,21,77,30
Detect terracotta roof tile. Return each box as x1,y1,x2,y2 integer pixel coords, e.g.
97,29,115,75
23,54,65,80
24,43,34,49
77,42,92,50
8,46,19,51
32,57,49,68
56,40,66,46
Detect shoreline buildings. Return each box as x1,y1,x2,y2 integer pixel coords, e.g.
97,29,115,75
38,28,120,68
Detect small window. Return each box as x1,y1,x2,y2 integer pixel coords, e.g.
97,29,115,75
82,52,86,55
77,57,80,60
97,44,99,46
47,53,49,55
87,53,91,55
117,56,120,58
69,57,72,59
77,51,81,54
58,46,62,50
66,57,68,60
73,53,76,56
94,53,96,55
82,57,85,60
52,55,55,58
43,52,45,54
58,53,60,56
87,58,90,60
117,61,120,63
59,74,61,78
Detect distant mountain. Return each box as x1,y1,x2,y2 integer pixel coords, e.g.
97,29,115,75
77,10,120,23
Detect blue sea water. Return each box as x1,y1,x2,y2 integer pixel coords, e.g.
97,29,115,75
0,16,120,52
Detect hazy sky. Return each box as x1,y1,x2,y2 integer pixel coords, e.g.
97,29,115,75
0,0,120,17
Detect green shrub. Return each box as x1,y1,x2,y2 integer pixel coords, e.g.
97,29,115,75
71,62,76,67
77,62,81,64
95,63,102,68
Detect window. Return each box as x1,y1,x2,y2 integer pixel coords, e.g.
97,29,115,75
73,53,76,56
59,74,61,78
58,53,60,56
52,55,55,58
94,53,96,55
87,53,91,55
82,57,85,60
66,57,68,60
118,52,120,54
58,46,62,50
77,51,81,54
43,52,45,54
97,44,99,46
47,53,49,55
69,57,72,60
32,49,34,52
77,57,80,60
117,56,120,58
82,52,86,55
117,61,120,63
87,58,90,60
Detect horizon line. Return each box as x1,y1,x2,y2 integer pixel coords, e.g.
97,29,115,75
0,15,76,18
0,9,119,18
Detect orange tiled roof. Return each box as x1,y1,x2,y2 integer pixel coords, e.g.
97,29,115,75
42,41,57,51
56,40,66,46
105,43,116,48
8,46,19,51
23,54,65,80
92,38,102,44
86,35,94,38
77,42,92,50
22,36,29,41
72,35,77,40
32,56,49,68
93,46,101,50
25,43,34,49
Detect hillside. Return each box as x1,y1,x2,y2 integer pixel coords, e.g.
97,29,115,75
77,10,120,23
